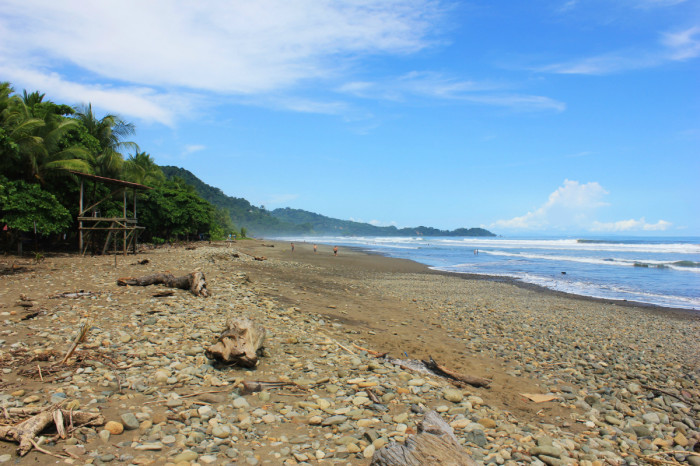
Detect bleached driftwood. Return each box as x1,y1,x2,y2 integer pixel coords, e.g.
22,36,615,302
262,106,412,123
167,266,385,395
117,272,208,297
205,317,265,368
0,407,104,456
371,411,478,466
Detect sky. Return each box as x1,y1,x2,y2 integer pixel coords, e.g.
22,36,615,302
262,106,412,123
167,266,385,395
1,0,698,236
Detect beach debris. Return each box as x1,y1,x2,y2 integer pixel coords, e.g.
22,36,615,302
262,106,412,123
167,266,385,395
423,357,491,389
370,410,478,466
131,258,150,265
15,294,36,308
205,316,266,368
353,343,388,358
49,290,100,299
117,271,209,297
520,393,559,403
20,310,42,321
239,380,312,395
61,321,91,364
152,290,175,297
0,405,105,457
385,355,491,389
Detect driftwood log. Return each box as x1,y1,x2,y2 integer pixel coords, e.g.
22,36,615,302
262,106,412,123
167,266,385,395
423,356,491,389
117,272,208,297
371,411,478,466
0,407,104,456
205,317,265,368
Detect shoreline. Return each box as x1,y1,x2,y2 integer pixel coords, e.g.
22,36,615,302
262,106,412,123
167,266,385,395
306,241,700,318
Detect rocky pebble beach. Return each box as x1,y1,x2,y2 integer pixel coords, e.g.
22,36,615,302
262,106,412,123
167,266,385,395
0,241,698,465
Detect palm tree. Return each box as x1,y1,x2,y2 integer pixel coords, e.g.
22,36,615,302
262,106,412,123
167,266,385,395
123,151,164,186
1,91,90,184
72,103,138,179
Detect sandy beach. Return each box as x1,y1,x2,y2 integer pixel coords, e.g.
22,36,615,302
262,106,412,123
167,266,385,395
1,240,698,465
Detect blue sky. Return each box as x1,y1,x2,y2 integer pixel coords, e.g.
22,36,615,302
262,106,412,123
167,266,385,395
1,0,698,235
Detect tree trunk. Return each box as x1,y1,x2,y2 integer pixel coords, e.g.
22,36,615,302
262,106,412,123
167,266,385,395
205,317,265,368
371,411,478,466
117,272,208,297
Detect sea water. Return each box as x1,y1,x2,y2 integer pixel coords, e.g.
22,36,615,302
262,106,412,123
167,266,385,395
279,235,700,311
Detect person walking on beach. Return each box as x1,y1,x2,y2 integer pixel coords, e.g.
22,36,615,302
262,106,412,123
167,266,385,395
291,242,295,253
333,246,338,256
313,244,317,253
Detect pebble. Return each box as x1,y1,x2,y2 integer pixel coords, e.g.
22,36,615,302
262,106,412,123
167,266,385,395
105,421,124,435
443,389,463,403
173,450,198,462
2,244,697,466
120,413,140,430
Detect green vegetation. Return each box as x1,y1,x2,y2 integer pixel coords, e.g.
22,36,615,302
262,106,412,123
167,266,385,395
271,207,495,237
0,81,237,252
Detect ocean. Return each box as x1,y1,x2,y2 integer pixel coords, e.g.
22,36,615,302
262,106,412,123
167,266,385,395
278,235,700,311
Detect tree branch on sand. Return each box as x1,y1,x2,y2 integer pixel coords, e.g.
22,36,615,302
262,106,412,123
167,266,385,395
117,271,208,297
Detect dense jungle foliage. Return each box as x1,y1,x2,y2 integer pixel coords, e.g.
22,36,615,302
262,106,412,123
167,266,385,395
0,82,239,253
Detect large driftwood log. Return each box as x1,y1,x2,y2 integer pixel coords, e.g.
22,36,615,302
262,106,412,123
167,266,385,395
371,411,478,466
205,317,265,368
117,272,208,297
0,408,104,456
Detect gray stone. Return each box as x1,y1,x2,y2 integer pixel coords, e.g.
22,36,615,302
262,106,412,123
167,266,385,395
531,446,563,458
120,412,140,430
322,415,348,426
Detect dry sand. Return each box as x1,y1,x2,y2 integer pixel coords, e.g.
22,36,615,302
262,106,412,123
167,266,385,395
0,240,698,465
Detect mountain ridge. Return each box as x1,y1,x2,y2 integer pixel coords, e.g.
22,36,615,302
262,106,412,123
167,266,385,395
160,165,495,237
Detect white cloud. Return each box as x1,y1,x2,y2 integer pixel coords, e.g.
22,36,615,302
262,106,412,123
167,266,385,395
183,145,206,155
0,66,179,126
491,180,673,233
492,180,609,231
591,218,672,231
0,0,443,122
339,72,566,112
661,27,700,60
537,26,700,75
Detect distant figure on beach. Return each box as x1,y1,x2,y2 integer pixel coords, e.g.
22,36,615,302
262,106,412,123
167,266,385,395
313,244,317,253
291,242,295,253
333,246,338,256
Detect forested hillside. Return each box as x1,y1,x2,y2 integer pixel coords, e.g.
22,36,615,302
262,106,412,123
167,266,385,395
271,207,495,237
158,167,495,237
160,166,312,235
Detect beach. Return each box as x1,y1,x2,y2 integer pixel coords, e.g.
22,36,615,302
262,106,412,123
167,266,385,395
1,240,698,465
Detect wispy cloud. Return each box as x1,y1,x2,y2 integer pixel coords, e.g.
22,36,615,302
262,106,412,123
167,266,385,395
183,145,206,155
591,218,672,231
633,0,687,9
491,180,672,233
339,72,566,112
537,26,700,75
0,66,179,126
0,0,444,122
